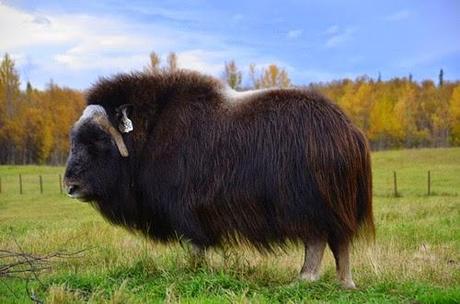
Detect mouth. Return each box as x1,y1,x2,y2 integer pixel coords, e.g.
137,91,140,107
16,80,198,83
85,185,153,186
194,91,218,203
66,184,91,202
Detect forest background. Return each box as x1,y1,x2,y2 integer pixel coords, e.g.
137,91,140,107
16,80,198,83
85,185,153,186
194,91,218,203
1,51,459,165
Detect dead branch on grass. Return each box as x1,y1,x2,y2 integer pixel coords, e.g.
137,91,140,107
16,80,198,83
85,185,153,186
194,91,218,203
1,235,92,303
0,248,88,278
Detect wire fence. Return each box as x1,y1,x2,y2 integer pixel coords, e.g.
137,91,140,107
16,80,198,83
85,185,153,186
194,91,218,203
372,170,458,197
0,171,458,197
0,174,64,195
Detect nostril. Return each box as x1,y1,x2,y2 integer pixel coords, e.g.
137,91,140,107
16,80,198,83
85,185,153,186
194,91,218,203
66,184,80,196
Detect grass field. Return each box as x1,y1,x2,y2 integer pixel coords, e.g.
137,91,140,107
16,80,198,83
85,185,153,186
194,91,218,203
1,148,459,303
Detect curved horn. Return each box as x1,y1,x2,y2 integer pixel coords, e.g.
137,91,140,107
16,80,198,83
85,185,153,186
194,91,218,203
93,115,129,157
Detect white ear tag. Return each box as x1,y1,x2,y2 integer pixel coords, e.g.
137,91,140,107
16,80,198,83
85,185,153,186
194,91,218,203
119,107,133,133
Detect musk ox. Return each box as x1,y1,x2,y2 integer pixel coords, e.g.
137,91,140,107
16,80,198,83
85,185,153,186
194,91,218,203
64,70,374,288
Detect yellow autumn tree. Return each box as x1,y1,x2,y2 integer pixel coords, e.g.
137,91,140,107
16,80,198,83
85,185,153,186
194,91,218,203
369,95,404,149
449,85,460,145
43,82,85,164
145,51,161,74
394,81,419,146
22,105,54,163
432,85,451,147
249,64,291,89
0,53,23,163
260,64,291,88
338,78,377,134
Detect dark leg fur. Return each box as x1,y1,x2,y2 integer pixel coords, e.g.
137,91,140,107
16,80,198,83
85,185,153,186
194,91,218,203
185,242,206,268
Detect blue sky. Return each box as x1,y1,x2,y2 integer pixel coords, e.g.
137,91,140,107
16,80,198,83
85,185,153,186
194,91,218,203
1,0,459,89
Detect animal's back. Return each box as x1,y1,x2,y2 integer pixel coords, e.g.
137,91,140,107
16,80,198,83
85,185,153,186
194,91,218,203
178,88,374,249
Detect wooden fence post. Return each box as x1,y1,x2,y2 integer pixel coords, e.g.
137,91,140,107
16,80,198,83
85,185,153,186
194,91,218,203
39,175,43,194
59,174,63,194
427,170,431,196
393,171,398,197
19,174,23,194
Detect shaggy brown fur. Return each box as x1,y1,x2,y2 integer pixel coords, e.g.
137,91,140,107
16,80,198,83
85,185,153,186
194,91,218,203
64,70,374,286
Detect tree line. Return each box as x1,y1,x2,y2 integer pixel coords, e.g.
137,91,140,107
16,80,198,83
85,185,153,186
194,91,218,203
0,54,85,165
1,52,459,165
312,74,460,150
221,59,460,150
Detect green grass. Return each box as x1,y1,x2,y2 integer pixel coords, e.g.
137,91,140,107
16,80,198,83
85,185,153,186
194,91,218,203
1,148,459,303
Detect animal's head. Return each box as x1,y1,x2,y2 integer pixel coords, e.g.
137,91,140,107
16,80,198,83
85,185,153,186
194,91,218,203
63,104,133,201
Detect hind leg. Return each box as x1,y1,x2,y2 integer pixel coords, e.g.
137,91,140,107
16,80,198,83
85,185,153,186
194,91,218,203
299,239,326,281
189,244,206,267
328,238,356,289
180,239,206,267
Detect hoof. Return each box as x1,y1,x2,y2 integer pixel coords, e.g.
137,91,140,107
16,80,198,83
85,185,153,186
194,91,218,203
340,280,357,289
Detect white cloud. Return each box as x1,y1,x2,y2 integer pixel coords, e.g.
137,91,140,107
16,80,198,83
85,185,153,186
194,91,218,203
0,3,303,89
122,4,208,23
176,49,228,75
0,3,269,88
55,52,147,71
6,9,151,52
51,34,158,71
9,52,27,66
287,29,303,39
325,27,356,48
0,5,74,50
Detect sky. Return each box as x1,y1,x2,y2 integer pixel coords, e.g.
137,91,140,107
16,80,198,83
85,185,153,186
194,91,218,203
0,0,459,90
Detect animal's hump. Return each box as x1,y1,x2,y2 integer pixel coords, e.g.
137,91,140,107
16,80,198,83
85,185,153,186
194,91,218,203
86,70,223,111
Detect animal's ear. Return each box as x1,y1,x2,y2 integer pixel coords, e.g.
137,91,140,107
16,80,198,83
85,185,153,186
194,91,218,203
115,104,134,133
